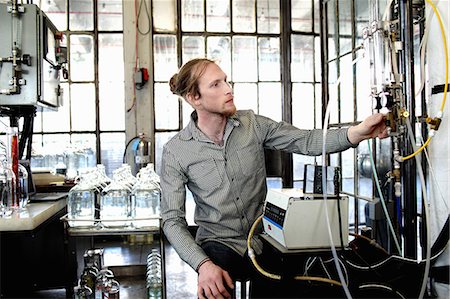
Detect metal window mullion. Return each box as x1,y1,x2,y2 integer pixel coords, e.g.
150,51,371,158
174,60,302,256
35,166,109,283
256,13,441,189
93,0,101,165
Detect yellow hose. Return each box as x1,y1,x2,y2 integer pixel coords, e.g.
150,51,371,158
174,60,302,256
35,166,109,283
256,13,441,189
247,215,342,286
402,0,448,161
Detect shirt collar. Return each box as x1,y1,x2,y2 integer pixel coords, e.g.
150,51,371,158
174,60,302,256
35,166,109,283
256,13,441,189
179,111,240,141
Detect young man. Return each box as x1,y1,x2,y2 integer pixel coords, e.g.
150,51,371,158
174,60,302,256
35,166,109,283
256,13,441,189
161,58,388,299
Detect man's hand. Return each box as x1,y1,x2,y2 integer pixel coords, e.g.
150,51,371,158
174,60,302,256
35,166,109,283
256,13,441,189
197,260,234,299
347,113,389,144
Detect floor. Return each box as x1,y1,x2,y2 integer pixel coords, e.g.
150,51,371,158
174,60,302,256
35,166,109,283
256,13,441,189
31,235,198,299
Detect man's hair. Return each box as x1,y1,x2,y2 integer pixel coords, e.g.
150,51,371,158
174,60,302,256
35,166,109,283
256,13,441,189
169,58,215,100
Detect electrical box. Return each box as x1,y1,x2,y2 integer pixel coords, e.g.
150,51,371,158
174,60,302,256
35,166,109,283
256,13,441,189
0,3,66,109
262,189,349,250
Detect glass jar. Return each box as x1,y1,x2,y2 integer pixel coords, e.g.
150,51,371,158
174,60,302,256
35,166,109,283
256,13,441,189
67,183,96,227
100,176,131,228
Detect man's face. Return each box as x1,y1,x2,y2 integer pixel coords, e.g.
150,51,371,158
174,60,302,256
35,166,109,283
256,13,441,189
192,63,236,117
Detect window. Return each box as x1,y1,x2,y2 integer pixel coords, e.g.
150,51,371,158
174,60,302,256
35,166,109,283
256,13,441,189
31,0,124,177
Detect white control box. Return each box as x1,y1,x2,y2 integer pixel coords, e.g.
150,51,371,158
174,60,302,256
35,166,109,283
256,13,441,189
262,189,349,250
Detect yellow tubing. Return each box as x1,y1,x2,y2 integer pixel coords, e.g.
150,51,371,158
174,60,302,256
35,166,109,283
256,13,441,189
247,215,343,286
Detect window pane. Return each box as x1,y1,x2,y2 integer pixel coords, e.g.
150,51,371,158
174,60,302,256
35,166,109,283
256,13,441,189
33,112,42,133
71,83,96,131
233,83,257,112
155,83,180,130
70,34,94,81
339,0,352,36
182,36,205,63
207,36,231,77
232,36,257,82
314,36,321,82
258,37,280,81
99,82,125,131
42,84,70,132
293,154,315,181
69,0,93,31
259,82,281,121
155,132,177,175
292,0,312,32
314,0,320,34
291,35,314,82
181,0,205,32
38,0,67,31
232,0,256,33
153,0,176,32
41,134,71,169
99,34,124,83
340,54,355,123
257,0,280,34
315,83,322,129
182,100,194,128
206,0,230,32
154,35,178,81
98,0,123,31
100,132,125,177
292,83,314,129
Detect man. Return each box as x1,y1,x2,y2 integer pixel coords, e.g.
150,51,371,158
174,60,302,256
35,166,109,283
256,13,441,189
161,58,388,299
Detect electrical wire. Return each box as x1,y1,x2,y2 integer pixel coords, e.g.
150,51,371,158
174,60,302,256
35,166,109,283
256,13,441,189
349,233,389,255
359,283,407,299
137,0,151,35
246,215,343,286
367,139,402,255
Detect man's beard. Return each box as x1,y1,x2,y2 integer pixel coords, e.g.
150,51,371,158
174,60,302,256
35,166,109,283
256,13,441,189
222,105,237,117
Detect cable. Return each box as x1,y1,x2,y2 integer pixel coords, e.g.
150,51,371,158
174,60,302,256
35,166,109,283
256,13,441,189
349,233,389,255
359,283,407,299
367,139,402,254
122,136,140,163
137,0,151,35
247,215,343,286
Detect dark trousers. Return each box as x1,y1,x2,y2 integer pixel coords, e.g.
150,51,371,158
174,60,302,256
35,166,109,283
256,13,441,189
201,241,280,299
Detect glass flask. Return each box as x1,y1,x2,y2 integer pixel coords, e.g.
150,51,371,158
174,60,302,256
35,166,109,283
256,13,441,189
17,163,29,209
0,161,15,217
67,180,96,227
100,170,131,227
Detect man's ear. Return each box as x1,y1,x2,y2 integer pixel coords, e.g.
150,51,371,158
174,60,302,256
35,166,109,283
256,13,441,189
187,92,201,107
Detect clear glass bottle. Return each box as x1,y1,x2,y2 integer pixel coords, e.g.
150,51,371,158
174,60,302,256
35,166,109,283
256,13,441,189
132,164,161,228
17,163,29,209
100,171,131,227
67,179,96,227
0,161,15,217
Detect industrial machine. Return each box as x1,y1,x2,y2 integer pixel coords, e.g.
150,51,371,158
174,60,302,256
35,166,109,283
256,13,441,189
263,188,349,250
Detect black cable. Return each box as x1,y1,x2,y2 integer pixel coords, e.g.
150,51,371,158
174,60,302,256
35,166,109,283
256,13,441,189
334,167,345,250
137,0,151,35
122,136,140,163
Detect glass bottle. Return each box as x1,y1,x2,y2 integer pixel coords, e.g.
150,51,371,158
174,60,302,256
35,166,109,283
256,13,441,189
100,170,131,227
67,177,96,227
0,161,15,217
132,164,161,228
17,163,29,209
146,248,162,299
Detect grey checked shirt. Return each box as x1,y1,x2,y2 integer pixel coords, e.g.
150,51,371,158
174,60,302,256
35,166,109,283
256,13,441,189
160,110,355,271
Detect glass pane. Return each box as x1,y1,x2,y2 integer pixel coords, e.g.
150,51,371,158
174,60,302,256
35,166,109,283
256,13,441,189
207,36,231,77
70,34,94,81
153,35,178,82
181,0,205,32
98,0,123,31
99,34,124,83
232,36,257,82
38,0,67,31
99,82,125,131
341,148,355,180
292,0,312,32
153,0,176,32
206,0,231,32
257,0,280,34
155,83,180,130
100,132,125,177
340,54,354,123
293,154,315,181
70,133,97,172
291,35,314,82
339,0,352,36
340,37,353,59
71,83,96,131
315,83,322,129
233,83,257,112
69,0,93,31
314,0,320,34
232,0,256,33
182,99,195,128
155,132,177,175
33,112,42,133
355,1,369,38
182,36,205,63
42,84,70,132
327,0,336,36
42,134,71,166
292,83,314,129
258,37,280,81
259,83,281,121
314,37,321,82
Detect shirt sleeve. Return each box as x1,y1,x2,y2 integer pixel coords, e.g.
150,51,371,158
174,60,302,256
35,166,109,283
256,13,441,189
254,113,356,155
160,145,209,270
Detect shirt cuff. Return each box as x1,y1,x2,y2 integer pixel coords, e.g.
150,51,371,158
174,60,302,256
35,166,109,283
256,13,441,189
195,257,211,273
